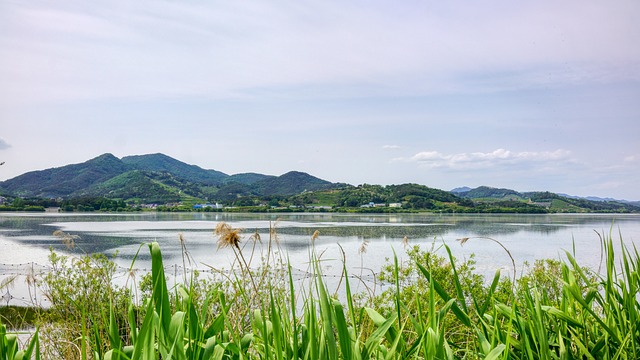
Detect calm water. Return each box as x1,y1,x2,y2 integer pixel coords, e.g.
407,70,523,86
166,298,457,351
2,212,640,305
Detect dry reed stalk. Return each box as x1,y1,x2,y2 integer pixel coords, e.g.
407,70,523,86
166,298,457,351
52,230,78,250
215,222,259,295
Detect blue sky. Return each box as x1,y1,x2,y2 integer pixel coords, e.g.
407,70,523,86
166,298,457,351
1,0,639,200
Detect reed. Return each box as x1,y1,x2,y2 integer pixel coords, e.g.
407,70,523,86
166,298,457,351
3,228,638,359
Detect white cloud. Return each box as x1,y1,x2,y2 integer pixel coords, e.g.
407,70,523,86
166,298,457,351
624,155,639,162
382,145,400,150
1,1,639,105
404,148,571,170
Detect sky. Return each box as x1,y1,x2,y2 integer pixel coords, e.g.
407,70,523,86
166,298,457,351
1,1,639,200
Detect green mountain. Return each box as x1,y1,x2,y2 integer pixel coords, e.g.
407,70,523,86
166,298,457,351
78,170,203,203
0,153,345,202
253,171,339,196
0,153,130,197
215,182,258,202
212,172,342,203
121,153,227,185
224,173,274,185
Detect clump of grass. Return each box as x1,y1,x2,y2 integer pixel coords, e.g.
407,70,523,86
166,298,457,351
0,305,42,329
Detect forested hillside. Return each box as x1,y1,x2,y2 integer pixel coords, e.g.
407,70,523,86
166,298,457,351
0,153,344,203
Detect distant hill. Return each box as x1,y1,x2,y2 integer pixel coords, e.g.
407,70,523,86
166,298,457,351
0,153,345,202
453,186,640,213
454,186,523,200
450,186,472,193
558,193,640,206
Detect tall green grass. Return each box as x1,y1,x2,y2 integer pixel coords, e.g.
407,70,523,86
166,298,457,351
2,228,638,359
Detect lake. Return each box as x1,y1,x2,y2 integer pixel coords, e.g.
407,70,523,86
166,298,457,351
2,212,640,306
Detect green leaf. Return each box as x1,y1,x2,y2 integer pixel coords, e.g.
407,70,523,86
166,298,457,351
333,299,353,360
542,306,584,328
484,344,506,360
201,337,217,360
150,242,172,335
416,262,471,327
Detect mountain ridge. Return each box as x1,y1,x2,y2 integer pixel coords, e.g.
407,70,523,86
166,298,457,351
1,155,637,213
452,186,638,204
451,186,640,212
0,153,344,201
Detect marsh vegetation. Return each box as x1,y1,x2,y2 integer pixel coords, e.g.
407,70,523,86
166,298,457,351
1,224,639,359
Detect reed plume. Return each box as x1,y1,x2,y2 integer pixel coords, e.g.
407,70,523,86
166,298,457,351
53,230,79,250
215,222,242,250
215,222,258,294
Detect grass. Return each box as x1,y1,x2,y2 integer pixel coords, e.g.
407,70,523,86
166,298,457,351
0,306,43,330
1,226,639,359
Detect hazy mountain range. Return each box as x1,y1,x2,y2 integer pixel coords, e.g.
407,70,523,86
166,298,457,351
451,186,640,207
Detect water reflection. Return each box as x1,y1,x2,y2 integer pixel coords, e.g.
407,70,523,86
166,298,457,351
1,212,639,306
1,212,638,270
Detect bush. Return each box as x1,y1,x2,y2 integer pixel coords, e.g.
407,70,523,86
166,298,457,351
38,251,132,358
